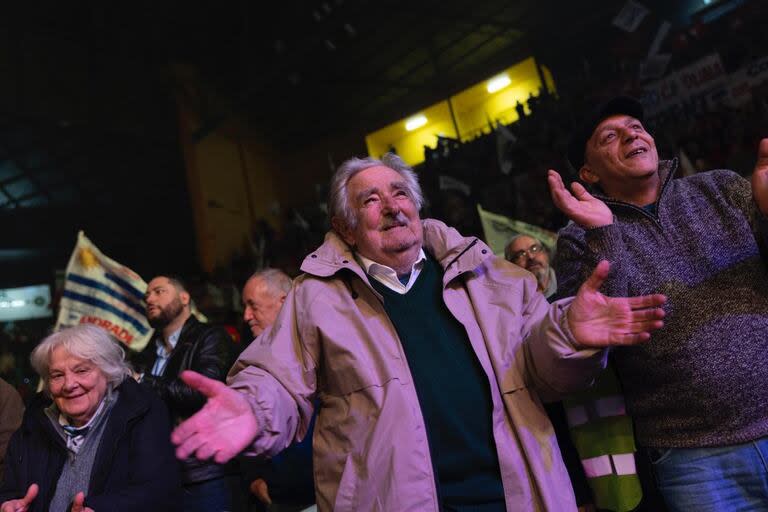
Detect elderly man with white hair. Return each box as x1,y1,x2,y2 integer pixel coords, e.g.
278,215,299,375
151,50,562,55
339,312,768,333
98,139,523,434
172,153,666,512
0,325,181,512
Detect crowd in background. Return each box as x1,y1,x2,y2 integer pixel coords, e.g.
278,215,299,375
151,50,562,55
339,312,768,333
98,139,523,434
0,5,766,511
2,0,767,404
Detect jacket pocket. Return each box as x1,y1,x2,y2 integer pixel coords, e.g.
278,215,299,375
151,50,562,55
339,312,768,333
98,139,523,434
647,447,674,465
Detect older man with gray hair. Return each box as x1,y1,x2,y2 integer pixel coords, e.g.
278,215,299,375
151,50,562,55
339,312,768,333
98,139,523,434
239,268,316,512
242,269,292,338
505,235,557,298
172,153,666,512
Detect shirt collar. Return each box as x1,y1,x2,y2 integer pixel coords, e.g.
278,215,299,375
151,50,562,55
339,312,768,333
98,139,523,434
355,248,427,294
156,326,182,356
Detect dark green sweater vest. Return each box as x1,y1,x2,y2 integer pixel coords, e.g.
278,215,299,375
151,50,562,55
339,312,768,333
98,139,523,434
369,256,505,511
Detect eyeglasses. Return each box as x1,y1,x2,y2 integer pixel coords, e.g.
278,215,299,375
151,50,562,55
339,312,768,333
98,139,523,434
509,243,544,263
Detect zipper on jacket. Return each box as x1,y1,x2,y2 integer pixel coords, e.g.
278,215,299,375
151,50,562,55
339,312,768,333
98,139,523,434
445,238,479,270
593,159,679,232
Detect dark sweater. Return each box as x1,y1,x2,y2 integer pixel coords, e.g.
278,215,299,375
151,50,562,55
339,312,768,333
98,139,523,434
369,255,506,511
554,159,768,448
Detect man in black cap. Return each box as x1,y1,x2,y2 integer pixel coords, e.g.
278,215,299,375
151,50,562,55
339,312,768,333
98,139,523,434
548,96,768,512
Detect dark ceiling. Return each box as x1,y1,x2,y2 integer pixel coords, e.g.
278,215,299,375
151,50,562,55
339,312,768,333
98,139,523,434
158,0,640,141
0,0,740,284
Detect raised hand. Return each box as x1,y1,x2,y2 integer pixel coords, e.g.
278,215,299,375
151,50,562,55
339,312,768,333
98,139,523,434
70,492,93,512
750,138,768,215
171,371,259,464
1,483,38,512
548,170,613,228
569,260,666,347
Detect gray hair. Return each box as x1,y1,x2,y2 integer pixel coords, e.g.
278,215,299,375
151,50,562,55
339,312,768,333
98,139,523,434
31,324,132,391
329,153,423,229
248,268,292,296
504,234,547,261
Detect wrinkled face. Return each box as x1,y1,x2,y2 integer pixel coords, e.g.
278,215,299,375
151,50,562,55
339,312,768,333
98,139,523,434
337,166,423,271
507,235,550,274
242,277,285,337
48,346,108,427
145,277,187,328
581,115,659,193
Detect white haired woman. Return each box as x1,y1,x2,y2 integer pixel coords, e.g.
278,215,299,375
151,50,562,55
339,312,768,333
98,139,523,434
0,325,181,512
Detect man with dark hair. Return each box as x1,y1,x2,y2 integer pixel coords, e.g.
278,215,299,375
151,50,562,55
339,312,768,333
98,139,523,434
133,275,237,512
549,96,768,511
171,154,666,512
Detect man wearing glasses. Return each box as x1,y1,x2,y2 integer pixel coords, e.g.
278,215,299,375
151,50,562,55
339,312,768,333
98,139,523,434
504,235,557,298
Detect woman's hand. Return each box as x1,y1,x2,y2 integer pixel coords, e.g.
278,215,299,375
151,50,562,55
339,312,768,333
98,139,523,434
1,484,38,512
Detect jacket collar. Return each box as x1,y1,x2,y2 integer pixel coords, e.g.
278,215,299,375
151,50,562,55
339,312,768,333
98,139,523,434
590,158,678,211
151,314,200,347
300,218,493,286
28,378,147,446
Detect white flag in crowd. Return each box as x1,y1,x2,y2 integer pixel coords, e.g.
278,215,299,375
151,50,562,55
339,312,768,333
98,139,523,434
55,231,152,351
477,205,557,257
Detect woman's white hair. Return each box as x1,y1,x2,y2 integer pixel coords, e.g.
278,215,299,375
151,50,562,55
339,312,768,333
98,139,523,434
31,324,132,391
328,153,423,229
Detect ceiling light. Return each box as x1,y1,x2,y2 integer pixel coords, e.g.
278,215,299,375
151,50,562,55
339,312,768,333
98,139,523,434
405,115,427,131
487,74,511,93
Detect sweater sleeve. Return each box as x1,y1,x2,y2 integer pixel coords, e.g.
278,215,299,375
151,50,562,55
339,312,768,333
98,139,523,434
0,380,23,484
554,222,631,299
0,428,24,505
716,169,768,256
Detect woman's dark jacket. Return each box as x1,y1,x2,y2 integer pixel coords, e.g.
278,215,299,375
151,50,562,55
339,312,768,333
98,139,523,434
0,377,181,512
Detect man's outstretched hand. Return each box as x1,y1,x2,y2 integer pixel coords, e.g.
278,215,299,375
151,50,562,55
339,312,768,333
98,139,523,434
171,371,259,464
569,260,666,347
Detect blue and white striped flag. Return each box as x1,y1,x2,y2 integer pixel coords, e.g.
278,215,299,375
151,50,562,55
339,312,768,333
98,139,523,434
55,231,152,351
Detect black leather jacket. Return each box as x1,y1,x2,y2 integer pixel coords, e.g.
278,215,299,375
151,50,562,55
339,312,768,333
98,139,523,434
132,315,233,484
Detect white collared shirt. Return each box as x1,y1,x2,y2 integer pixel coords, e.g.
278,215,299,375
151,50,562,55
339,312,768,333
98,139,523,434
355,249,427,294
151,327,181,377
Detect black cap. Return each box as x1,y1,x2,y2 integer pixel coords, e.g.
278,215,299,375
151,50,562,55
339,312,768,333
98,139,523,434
567,96,645,171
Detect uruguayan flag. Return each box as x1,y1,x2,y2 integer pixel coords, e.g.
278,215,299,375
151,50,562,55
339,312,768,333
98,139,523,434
55,231,152,351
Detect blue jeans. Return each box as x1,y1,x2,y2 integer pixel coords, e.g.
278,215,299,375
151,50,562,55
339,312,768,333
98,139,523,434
648,437,768,512
183,475,235,512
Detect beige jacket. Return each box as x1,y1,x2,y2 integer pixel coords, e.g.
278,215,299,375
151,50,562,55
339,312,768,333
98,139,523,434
229,219,606,511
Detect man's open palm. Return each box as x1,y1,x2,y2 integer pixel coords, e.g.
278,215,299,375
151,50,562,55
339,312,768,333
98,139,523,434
569,261,666,347
548,170,613,228
171,371,259,464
